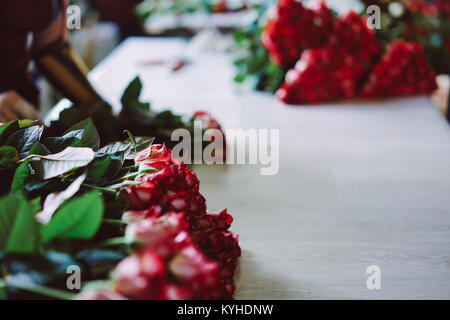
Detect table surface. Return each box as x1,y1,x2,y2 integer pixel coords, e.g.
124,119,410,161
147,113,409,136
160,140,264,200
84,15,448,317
68,37,450,299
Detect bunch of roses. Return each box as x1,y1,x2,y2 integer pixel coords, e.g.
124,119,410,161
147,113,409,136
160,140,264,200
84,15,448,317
116,213,222,299
405,0,450,16
77,213,220,300
261,0,334,68
276,11,382,104
361,40,437,98
118,144,240,299
262,1,437,104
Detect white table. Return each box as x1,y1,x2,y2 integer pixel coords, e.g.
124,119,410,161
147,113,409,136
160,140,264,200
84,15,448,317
52,38,450,299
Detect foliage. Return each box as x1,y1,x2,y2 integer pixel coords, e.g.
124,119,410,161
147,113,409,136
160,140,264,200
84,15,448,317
0,116,154,299
136,0,248,23
357,0,449,74
232,2,285,93
47,76,194,151
233,0,449,97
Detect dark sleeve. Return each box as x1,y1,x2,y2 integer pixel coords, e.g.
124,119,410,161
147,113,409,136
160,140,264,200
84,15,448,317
447,87,450,123
97,0,142,25
0,0,60,31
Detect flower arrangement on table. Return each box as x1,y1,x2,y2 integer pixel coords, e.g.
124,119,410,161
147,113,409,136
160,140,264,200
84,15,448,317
136,0,250,21
360,0,450,75
233,0,446,104
0,116,239,300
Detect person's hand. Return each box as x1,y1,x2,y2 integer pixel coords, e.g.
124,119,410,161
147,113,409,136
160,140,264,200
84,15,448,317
0,91,42,124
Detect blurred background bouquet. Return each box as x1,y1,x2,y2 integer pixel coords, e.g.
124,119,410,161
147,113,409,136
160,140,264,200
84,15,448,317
233,0,448,106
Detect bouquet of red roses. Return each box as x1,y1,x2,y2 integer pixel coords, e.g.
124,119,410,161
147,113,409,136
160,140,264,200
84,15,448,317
0,118,239,300
234,0,440,104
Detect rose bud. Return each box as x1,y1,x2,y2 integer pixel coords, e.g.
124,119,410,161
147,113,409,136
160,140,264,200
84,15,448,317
169,245,219,288
139,157,174,172
135,144,169,162
159,284,194,300
121,182,161,209
207,209,233,231
126,213,191,256
114,250,166,299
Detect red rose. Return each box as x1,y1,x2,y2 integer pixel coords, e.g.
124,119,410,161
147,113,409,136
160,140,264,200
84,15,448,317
120,145,240,299
159,284,194,300
114,236,220,299
169,245,219,288
126,212,191,256
361,41,437,98
121,182,161,210
135,144,170,162
276,11,382,104
261,0,334,68
114,250,166,300
193,110,227,162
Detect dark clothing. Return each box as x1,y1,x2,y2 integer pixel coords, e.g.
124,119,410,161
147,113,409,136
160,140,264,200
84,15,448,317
90,0,143,39
0,0,60,105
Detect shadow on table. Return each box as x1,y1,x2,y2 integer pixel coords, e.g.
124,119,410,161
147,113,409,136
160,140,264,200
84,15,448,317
234,249,310,300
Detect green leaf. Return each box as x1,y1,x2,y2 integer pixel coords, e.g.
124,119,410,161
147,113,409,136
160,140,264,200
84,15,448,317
76,250,126,279
35,174,86,225
45,119,100,153
11,160,31,194
101,136,154,161
0,280,5,299
121,76,142,106
6,281,76,300
47,105,86,135
28,141,51,156
234,73,247,83
87,153,123,180
87,154,112,179
0,121,20,145
6,125,43,159
98,140,133,155
29,147,95,180
0,252,79,299
231,6,285,93
64,118,100,151
41,191,104,243
120,76,151,113
104,155,124,179
130,101,151,113
0,146,19,165
0,194,40,254
18,119,37,128
0,119,36,145
44,129,84,153
30,197,42,214
24,179,55,196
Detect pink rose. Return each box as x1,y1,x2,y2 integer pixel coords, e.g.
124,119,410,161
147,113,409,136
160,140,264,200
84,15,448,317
114,250,166,299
